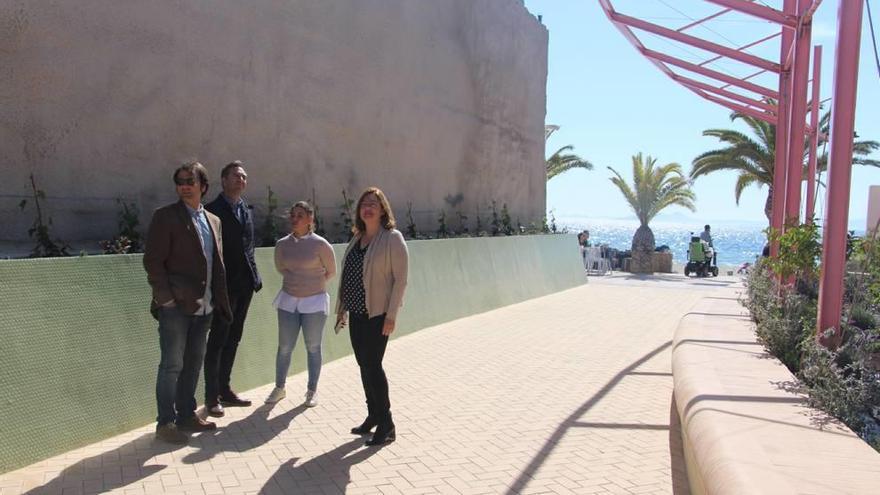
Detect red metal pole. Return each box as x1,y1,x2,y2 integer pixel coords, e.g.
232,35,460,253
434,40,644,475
817,0,864,348
770,0,796,256
783,0,813,227
805,45,822,223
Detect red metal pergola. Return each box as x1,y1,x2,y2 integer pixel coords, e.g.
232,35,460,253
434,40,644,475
599,0,864,348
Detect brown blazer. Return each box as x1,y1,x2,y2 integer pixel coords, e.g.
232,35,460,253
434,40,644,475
143,200,233,322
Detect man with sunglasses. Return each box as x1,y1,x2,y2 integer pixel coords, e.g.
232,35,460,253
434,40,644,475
202,161,262,417
143,162,232,444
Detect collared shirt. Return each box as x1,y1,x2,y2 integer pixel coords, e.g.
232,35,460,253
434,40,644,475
185,203,214,315
222,193,245,223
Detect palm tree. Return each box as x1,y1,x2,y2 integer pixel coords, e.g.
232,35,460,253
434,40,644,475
691,109,879,223
546,145,593,180
609,153,696,273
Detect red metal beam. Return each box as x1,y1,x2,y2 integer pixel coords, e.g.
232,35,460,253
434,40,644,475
806,45,822,223
783,0,813,226
705,0,798,28
610,11,781,73
674,74,777,113
690,88,777,124
643,48,778,99
818,0,864,348
770,0,796,257
700,32,782,67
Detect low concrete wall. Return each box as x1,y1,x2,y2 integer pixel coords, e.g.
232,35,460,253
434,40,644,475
672,294,880,494
0,234,583,474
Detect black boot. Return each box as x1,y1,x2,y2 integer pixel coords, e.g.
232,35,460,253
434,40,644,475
365,418,395,446
351,416,378,435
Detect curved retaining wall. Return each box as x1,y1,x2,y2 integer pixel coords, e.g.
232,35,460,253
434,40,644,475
0,234,583,474
673,294,880,495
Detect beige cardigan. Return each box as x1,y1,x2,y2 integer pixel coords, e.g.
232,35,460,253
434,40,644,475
336,228,409,321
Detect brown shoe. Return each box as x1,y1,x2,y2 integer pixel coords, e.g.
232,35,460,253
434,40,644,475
155,423,187,444
176,416,217,432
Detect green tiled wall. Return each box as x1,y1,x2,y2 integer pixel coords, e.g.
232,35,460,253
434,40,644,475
0,235,583,473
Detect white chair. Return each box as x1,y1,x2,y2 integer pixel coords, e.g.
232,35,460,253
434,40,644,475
585,246,610,275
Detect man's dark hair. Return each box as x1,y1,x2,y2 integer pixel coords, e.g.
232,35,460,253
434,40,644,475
221,160,245,178
174,161,210,195
704,224,711,230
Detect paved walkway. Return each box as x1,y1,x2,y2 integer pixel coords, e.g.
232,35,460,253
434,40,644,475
0,273,742,495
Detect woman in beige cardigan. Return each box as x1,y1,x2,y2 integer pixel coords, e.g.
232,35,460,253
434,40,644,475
335,187,408,446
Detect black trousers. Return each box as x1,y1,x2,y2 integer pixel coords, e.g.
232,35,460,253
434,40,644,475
204,288,254,403
349,313,392,424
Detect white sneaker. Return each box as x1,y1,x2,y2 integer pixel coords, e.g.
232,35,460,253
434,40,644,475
265,387,286,404
304,390,318,407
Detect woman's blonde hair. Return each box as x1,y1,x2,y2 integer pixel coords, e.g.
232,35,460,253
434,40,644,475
353,187,396,234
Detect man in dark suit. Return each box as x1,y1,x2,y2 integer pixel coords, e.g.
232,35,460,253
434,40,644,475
143,162,233,444
203,161,263,417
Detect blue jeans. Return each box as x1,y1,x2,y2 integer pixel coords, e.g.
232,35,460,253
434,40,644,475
275,309,326,390
156,306,212,426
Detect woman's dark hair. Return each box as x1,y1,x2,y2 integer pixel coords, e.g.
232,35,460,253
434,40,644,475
353,187,396,234
173,161,209,195
290,200,315,233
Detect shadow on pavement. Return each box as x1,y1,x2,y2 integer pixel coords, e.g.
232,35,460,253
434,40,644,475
182,403,309,464
23,433,184,495
505,341,677,495
258,438,382,494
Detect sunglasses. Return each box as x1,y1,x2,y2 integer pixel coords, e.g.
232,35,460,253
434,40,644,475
174,177,197,186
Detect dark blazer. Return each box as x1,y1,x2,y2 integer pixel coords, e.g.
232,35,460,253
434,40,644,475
143,200,233,322
205,194,262,293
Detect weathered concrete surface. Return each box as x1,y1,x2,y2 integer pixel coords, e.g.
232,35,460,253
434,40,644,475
0,0,547,247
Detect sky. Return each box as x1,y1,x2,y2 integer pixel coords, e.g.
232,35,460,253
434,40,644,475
523,0,880,229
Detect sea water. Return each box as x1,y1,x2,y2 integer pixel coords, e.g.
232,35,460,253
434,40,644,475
560,218,770,267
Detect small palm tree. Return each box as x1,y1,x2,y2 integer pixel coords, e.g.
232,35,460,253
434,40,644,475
546,145,593,180
609,153,696,273
691,109,879,223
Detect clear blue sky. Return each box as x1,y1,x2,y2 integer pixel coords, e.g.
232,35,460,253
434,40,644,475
524,0,880,229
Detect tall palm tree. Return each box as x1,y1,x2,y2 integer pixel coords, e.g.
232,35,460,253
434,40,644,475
691,110,879,223
546,145,593,180
609,153,696,273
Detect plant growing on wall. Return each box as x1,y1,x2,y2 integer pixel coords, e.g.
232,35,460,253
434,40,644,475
334,189,355,241
405,202,418,239
500,203,513,235
311,188,325,237
436,210,449,238
100,198,142,254
489,200,501,236
18,173,70,257
475,204,485,237
444,193,467,235
259,186,281,247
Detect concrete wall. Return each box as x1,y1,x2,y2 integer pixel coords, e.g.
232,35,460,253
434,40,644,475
0,234,584,474
0,0,547,250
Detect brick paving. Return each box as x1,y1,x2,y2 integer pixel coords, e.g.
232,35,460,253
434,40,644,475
0,273,741,494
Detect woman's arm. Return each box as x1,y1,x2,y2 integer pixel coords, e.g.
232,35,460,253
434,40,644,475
384,230,409,323
320,240,337,281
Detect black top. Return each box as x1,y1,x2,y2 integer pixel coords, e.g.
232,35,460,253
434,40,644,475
205,194,262,293
341,243,368,315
